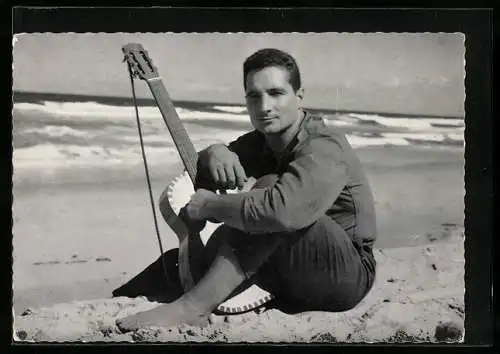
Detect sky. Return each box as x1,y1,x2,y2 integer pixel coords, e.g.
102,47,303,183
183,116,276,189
12,33,465,116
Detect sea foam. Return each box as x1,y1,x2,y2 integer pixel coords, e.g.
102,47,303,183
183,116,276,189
12,100,464,171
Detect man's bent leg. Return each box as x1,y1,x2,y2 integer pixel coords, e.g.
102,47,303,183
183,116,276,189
198,215,376,313
116,174,282,332
256,215,376,312
116,214,374,332
116,225,287,332
199,224,288,301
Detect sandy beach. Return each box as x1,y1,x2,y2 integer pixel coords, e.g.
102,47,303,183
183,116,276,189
13,239,464,343
11,145,465,342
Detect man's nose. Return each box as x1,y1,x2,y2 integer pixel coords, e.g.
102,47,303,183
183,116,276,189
260,95,272,113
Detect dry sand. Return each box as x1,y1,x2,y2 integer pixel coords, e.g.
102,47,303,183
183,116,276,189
13,234,464,343
11,146,465,343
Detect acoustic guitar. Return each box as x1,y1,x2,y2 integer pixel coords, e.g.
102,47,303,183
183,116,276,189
121,43,273,314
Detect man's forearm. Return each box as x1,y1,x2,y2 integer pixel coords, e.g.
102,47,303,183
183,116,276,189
200,193,246,231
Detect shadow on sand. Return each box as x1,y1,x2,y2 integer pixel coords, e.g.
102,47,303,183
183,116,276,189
111,248,185,304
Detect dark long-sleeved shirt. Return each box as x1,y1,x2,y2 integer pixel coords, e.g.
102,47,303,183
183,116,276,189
195,112,377,249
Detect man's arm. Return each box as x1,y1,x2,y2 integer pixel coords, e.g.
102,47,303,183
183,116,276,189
194,131,261,192
198,135,349,234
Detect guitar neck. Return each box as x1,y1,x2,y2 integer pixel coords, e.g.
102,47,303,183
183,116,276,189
146,78,198,183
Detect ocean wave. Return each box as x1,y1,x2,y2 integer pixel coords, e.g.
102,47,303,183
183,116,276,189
12,124,246,169
13,101,248,123
212,105,247,114
13,118,248,153
23,125,96,139
12,130,464,171
12,99,464,171
347,113,464,130
13,101,464,133
346,134,410,147
14,125,161,149
12,143,183,169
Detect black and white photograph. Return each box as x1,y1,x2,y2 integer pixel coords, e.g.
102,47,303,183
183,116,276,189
11,31,466,343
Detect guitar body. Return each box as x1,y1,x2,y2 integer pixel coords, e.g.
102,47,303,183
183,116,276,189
122,43,274,314
161,171,274,314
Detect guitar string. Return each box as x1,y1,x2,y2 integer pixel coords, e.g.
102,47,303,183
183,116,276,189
146,81,198,183
127,63,170,287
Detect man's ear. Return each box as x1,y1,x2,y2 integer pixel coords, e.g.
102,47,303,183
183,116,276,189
296,87,304,102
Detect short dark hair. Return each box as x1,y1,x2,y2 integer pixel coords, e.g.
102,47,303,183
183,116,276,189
243,48,301,92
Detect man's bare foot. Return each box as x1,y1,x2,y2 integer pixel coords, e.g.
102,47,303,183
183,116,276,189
116,298,210,333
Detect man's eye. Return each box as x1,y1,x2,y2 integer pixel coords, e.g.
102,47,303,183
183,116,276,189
245,93,260,99
268,90,284,96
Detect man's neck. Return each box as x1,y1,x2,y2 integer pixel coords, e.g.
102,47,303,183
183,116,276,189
265,110,306,158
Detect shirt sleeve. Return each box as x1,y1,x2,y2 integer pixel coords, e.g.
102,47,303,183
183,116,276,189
207,134,349,234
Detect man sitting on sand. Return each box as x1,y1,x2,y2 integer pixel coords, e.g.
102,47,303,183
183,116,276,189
117,48,377,332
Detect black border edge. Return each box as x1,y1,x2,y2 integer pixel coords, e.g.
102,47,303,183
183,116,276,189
6,6,495,352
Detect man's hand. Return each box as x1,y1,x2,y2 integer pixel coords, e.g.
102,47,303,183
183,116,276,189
199,144,248,191
185,189,216,221
178,189,216,234
178,206,206,234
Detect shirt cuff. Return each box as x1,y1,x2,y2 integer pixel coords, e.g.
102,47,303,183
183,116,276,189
202,192,247,231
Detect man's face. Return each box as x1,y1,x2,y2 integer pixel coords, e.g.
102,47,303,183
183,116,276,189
245,66,303,136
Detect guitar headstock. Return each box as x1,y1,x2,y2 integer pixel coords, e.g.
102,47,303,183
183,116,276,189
122,43,160,81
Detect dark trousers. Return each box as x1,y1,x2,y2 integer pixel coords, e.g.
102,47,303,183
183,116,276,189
203,215,376,313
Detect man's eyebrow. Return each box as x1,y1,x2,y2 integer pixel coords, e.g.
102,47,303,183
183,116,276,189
245,86,288,95
268,87,287,92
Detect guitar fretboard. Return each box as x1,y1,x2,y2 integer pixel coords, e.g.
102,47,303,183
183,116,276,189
147,79,198,183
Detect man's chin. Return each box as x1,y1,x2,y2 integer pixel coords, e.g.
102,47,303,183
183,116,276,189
258,125,283,136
